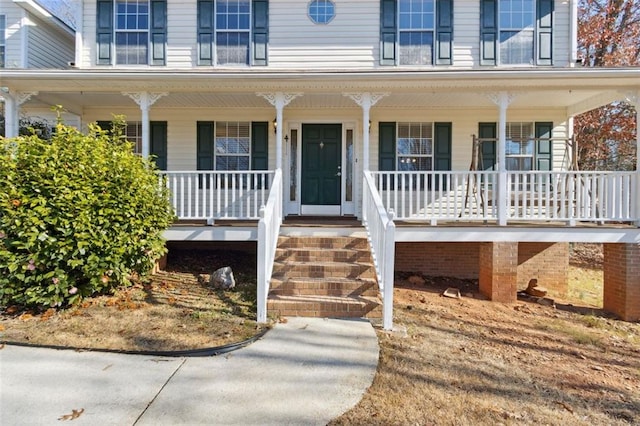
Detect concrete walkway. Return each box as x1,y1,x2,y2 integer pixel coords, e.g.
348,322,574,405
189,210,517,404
0,317,379,425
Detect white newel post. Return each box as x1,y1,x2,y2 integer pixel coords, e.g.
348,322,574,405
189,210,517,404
256,92,302,170
489,92,515,226
2,91,38,138
627,92,640,226
123,92,168,158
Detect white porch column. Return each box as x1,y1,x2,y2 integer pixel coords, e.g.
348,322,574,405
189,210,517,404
343,93,388,171
2,90,38,138
122,92,167,158
488,91,516,226
257,92,302,169
625,91,640,226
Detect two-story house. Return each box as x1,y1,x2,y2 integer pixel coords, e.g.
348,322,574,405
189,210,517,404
1,0,639,328
0,0,78,134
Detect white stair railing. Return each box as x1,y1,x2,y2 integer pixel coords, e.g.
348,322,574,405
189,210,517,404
257,169,283,323
363,171,396,331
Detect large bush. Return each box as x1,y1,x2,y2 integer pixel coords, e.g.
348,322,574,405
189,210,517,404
0,120,174,309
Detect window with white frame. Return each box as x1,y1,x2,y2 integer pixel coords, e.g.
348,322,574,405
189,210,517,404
215,121,251,170
499,0,535,65
0,15,6,68
398,0,435,65
216,0,251,65
115,0,149,65
505,122,534,170
397,122,433,171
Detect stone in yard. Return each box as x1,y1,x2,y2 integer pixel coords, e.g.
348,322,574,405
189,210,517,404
209,267,236,290
442,287,461,299
525,278,548,297
407,275,426,286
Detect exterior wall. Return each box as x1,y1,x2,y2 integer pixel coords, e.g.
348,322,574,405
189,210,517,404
369,108,570,172
2,0,26,68
603,243,640,321
26,14,74,68
80,0,572,70
517,242,568,297
395,241,569,298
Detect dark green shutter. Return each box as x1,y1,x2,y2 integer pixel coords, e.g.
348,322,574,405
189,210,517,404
378,122,396,171
96,121,112,133
150,0,167,66
150,121,168,170
251,122,268,170
537,0,553,65
535,122,553,171
480,0,497,66
197,121,215,170
434,122,452,170
435,0,453,65
478,122,497,170
252,0,269,66
96,0,113,65
198,0,215,65
380,0,397,66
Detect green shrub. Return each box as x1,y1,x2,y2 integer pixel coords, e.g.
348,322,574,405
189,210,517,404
0,119,175,309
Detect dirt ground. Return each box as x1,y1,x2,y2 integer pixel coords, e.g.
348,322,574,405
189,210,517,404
331,244,640,425
0,249,268,351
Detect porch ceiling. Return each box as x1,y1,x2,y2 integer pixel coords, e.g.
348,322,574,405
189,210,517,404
4,68,640,114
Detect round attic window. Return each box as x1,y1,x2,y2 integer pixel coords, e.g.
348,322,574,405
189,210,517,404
308,0,336,24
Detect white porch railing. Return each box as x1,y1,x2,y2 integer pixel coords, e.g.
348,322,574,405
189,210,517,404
363,171,396,331
370,171,638,225
160,171,275,220
257,169,283,323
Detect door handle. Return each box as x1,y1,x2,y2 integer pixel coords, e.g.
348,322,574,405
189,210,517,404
335,172,342,177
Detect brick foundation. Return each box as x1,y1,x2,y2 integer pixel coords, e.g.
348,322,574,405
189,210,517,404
395,242,569,299
603,243,640,321
395,242,479,279
479,242,518,303
517,242,569,297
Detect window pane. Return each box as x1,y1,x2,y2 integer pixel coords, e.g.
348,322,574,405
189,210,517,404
499,30,533,65
399,31,433,65
216,32,250,65
290,129,298,201
399,0,434,30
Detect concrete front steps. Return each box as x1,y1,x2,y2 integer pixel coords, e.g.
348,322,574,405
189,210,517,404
267,236,382,319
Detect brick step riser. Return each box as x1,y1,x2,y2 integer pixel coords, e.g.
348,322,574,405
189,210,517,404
269,288,379,297
275,251,372,263
272,264,376,279
266,304,382,319
277,238,368,251
270,279,377,296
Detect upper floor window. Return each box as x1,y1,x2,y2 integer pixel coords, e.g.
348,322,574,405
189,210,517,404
115,0,149,65
0,15,5,68
198,0,269,66
96,0,166,66
398,0,435,65
481,0,553,66
380,0,453,67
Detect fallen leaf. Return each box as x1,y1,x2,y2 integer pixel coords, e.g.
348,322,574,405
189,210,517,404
554,401,574,414
0,324,5,331
19,313,34,321
102,364,113,371
58,408,84,421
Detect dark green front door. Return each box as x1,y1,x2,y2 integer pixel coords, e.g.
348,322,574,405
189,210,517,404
301,124,342,206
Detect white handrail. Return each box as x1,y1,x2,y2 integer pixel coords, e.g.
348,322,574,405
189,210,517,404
160,171,275,220
363,171,396,331
257,169,283,323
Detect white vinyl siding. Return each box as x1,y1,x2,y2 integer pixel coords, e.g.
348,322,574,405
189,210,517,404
80,0,571,69
27,15,75,69
2,3,26,68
